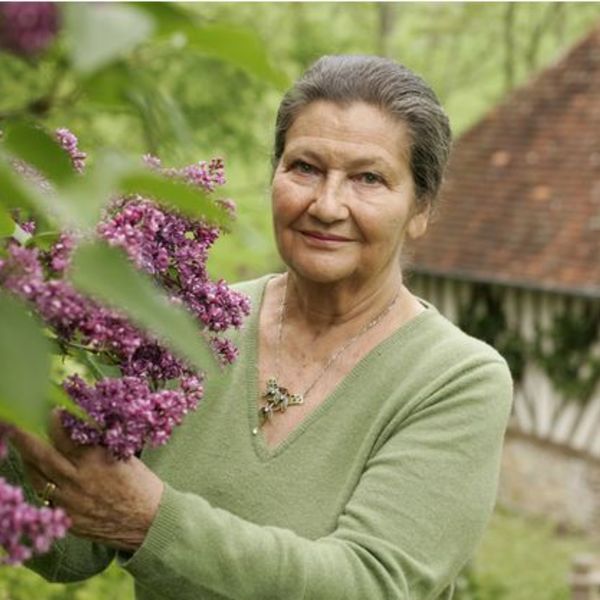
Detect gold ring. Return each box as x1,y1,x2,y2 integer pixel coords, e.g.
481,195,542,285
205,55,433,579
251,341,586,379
40,481,57,507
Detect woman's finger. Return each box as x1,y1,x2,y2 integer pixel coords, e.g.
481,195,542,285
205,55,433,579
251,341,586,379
11,428,77,483
47,409,87,460
19,460,64,508
21,460,46,492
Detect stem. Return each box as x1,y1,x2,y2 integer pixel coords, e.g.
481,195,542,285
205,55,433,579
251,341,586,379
63,340,103,354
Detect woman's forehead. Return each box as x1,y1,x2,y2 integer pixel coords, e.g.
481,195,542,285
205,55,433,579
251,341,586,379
285,101,411,166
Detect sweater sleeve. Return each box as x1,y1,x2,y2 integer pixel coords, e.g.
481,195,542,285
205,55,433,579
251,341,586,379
120,357,513,600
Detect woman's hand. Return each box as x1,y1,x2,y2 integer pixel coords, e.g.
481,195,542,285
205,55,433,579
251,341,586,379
11,411,164,552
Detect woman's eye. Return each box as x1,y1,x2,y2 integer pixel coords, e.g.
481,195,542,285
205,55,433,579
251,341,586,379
357,172,384,186
291,160,316,175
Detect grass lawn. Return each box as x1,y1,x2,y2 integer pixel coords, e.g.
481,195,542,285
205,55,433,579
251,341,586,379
0,506,598,599
469,506,600,600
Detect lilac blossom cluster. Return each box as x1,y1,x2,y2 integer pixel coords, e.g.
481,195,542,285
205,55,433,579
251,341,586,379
55,128,87,173
0,128,250,461
0,2,59,57
143,154,226,192
61,374,203,459
0,477,70,565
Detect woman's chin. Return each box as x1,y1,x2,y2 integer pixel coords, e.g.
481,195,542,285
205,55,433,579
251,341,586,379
286,260,355,285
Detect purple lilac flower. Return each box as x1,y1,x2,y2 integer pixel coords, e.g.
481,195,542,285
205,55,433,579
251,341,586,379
97,198,169,275
0,242,143,357
99,201,250,337
0,2,59,57
0,477,70,565
124,342,185,381
47,232,76,274
0,242,45,300
19,220,36,235
60,374,203,459
143,155,227,193
55,128,87,173
210,337,239,365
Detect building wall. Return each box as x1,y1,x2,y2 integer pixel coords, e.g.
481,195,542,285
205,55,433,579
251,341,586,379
408,272,600,457
500,429,600,538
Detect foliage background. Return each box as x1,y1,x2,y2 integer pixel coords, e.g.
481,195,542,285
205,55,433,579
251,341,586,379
1,2,600,598
3,2,599,283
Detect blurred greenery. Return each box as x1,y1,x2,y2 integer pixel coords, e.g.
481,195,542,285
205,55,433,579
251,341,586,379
2,2,599,281
0,560,132,599
1,1,600,594
463,507,600,600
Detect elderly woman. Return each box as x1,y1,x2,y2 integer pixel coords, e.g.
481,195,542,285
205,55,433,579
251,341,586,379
7,55,512,599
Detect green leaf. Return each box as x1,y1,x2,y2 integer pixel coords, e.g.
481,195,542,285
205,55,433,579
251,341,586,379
185,24,289,90
0,204,14,237
13,222,33,245
64,3,155,74
53,152,123,231
118,170,231,229
134,5,288,88
76,349,122,381
80,62,131,108
164,378,181,391
3,121,74,185
0,293,50,434
47,382,91,423
1,148,229,234
69,241,217,374
134,3,191,37
0,151,105,233
0,156,54,230
27,231,60,251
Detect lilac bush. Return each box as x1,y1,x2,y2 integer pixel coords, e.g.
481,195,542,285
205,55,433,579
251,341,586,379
0,477,70,565
0,128,250,562
0,424,70,566
1,129,250,456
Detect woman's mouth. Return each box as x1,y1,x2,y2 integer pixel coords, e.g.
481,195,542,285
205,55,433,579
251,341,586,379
300,230,352,242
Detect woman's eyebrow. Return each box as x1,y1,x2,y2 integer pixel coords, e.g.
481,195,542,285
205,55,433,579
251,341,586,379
286,147,396,171
345,156,392,170
283,147,323,162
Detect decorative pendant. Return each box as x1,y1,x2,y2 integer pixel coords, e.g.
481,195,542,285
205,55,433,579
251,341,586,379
259,377,304,425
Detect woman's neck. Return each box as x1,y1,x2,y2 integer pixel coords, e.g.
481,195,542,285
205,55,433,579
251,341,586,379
281,269,407,333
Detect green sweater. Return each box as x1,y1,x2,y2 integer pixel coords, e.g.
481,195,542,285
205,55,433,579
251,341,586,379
7,274,513,599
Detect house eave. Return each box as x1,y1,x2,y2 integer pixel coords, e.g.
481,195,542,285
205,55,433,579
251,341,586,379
408,266,600,300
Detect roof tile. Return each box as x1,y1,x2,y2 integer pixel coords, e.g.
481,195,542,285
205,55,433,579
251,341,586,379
411,26,600,296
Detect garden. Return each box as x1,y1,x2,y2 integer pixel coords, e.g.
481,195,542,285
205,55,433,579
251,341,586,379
1,3,600,598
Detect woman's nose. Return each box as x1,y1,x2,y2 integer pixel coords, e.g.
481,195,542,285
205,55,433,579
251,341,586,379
307,174,349,222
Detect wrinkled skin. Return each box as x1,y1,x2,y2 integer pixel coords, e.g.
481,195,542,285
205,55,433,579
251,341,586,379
11,411,163,551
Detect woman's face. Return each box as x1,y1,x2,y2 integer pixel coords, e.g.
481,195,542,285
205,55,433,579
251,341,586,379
271,101,429,287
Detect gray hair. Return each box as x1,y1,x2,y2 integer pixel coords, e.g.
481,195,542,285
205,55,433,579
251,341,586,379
272,55,452,211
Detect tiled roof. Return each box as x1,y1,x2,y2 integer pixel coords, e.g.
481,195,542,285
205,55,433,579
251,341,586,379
410,26,600,298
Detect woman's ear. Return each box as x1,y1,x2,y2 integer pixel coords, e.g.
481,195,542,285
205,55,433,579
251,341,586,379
407,208,429,240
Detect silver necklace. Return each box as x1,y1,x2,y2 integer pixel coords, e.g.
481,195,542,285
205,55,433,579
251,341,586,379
258,275,401,427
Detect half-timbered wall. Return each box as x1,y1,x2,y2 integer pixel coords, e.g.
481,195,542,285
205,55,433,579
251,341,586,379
408,272,600,459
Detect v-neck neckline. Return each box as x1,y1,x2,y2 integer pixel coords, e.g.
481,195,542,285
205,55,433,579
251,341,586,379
244,274,435,461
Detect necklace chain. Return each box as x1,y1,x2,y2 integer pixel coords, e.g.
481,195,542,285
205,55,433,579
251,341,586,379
258,275,401,426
